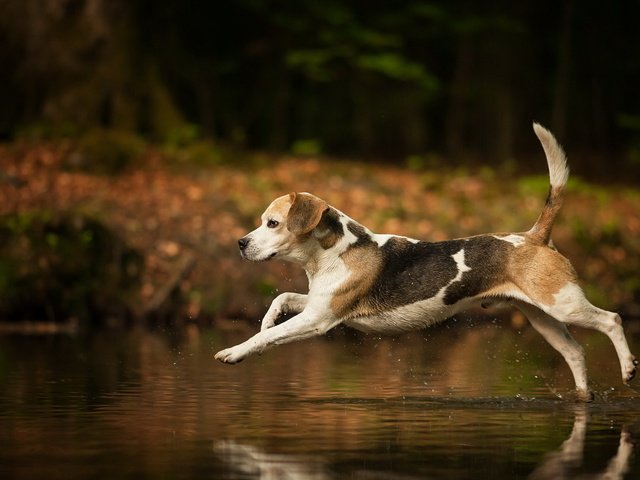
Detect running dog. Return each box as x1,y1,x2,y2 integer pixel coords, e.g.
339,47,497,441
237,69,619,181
215,123,637,401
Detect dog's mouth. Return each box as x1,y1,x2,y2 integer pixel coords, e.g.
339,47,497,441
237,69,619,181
255,252,277,262
240,250,277,262
261,252,277,261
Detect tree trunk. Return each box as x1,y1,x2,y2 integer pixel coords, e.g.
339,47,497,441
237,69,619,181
196,75,217,139
270,66,289,151
552,0,573,139
352,73,375,154
446,37,474,158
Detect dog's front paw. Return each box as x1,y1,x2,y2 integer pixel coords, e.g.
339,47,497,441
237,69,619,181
215,347,246,364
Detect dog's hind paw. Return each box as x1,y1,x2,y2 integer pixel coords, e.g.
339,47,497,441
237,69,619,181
576,388,595,403
623,357,638,384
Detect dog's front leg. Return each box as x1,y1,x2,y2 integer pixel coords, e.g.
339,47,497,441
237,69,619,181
215,311,338,364
260,293,308,331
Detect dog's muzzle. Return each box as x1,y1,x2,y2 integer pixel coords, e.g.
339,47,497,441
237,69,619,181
238,235,276,260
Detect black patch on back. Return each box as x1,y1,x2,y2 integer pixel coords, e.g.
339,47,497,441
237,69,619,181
442,236,511,305
359,235,512,310
369,238,462,307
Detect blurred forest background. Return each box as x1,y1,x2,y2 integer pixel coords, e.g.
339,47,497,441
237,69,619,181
2,0,640,163
1,0,640,328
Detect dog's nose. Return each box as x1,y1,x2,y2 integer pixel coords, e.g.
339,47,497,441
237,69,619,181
238,237,250,251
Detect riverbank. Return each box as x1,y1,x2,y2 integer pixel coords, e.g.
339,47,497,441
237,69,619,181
2,140,639,325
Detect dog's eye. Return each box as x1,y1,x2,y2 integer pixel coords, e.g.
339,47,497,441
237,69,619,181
267,219,279,229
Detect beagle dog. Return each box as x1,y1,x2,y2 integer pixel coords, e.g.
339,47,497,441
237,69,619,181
215,123,637,401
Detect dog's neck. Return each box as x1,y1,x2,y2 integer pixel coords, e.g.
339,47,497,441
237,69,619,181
298,210,368,280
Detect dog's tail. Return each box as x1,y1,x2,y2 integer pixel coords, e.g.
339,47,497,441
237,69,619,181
526,123,570,245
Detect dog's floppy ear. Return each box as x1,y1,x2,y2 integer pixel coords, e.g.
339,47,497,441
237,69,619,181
287,192,328,236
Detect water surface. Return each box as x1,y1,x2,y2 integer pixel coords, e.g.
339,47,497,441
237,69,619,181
1,319,639,479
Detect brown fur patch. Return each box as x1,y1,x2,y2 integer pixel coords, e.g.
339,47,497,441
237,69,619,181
479,283,523,300
507,242,577,306
527,185,565,245
318,232,340,249
330,243,383,319
287,192,329,235
263,195,293,222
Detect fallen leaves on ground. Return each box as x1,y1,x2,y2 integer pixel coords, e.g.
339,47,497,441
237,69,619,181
2,142,639,322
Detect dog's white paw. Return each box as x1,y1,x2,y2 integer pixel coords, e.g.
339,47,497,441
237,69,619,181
623,357,638,384
215,347,246,364
575,388,595,403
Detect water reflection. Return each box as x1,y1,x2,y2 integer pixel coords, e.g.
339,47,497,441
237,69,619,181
214,405,636,480
1,322,639,479
529,407,633,480
215,440,331,480
213,406,635,480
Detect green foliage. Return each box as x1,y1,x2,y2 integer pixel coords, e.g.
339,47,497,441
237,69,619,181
162,124,258,168
517,175,550,197
569,211,640,307
618,114,640,167
291,139,322,156
582,284,612,310
406,154,427,171
355,53,439,91
567,177,612,206
0,211,143,323
624,146,640,168
617,113,640,131
67,130,146,175
164,124,202,149
519,175,613,206
256,278,278,297
177,141,223,167
15,121,79,141
406,152,444,172
282,1,440,96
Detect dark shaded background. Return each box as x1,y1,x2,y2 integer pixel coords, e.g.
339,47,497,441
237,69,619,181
1,0,639,172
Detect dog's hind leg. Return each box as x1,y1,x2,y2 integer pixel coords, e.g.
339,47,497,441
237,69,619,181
589,309,638,384
544,283,638,385
516,302,592,401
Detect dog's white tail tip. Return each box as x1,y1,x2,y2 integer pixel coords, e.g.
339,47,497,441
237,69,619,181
532,122,569,188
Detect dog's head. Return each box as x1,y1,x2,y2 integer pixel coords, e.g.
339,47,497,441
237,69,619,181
238,192,330,262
